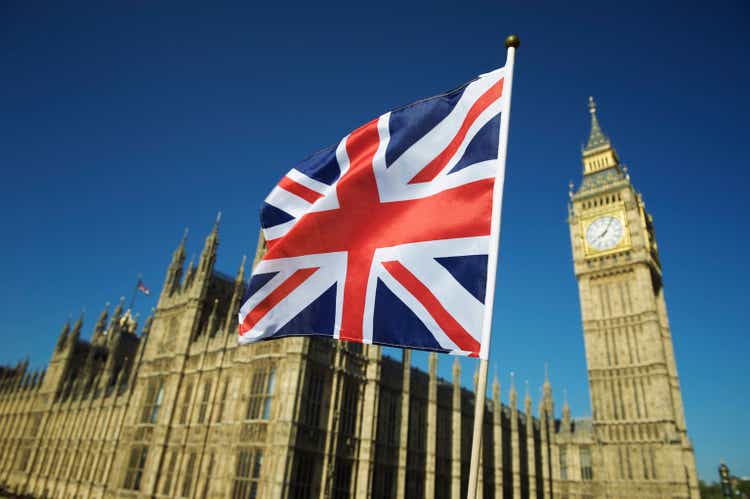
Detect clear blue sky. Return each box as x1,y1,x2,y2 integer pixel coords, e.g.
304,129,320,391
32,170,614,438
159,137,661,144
1,0,747,482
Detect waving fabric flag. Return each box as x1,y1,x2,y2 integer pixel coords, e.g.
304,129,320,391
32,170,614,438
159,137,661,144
239,67,511,358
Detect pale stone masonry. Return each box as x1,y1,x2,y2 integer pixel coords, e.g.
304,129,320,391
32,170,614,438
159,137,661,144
0,100,698,498
563,97,700,499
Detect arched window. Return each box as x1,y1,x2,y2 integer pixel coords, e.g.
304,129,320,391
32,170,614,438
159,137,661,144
140,378,164,424
197,381,212,423
233,448,263,499
559,447,568,480
180,382,193,424
580,447,593,480
246,367,276,421
123,446,148,490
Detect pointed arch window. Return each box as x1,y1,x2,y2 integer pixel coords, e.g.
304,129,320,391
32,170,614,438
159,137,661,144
246,366,276,421
559,447,568,480
580,446,593,480
338,378,359,436
232,448,263,499
216,379,229,422
180,382,194,424
123,446,148,490
302,369,325,428
197,380,212,423
160,450,178,495
203,453,216,497
181,451,197,498
140,378,164,424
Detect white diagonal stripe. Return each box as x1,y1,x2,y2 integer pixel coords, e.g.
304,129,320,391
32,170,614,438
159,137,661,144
265,185,312,219
262,219,296,241
286,168,330,195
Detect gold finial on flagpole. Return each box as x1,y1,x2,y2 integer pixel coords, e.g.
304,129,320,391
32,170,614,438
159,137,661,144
505,34,520,49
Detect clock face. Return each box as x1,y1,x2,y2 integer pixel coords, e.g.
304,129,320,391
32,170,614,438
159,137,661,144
585,215,624,251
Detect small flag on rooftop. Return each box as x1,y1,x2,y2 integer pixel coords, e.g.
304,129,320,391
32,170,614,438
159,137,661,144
137,279,150,296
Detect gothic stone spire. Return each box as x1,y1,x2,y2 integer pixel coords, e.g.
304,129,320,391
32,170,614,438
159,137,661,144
69,311,84,346
93,302,110,341
197,212,220,278
164,228,188,296
578,96,624,185
226,254,247,335
585,96,610,152
56,318,71,351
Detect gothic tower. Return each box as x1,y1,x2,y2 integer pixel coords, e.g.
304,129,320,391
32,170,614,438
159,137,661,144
568,98,699,497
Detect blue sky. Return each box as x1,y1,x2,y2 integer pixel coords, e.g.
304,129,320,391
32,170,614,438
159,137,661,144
1,0,747,481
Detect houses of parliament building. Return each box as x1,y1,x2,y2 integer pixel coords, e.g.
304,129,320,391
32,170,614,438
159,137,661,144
0,100,699,499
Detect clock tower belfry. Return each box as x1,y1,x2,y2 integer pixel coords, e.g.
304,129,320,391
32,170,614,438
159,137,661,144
568,98,699,497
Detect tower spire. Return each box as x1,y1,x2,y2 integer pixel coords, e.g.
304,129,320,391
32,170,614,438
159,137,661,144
56,318,71,351
585,96,610,151
224,254,248,335
197,213,220,277
237,254,247,281
69,311,84,346
207,211,221,245
184,253,197,289
579,96,622,179
163,228,188,296
524,379,532,412
112,297,125,324
93,302,110,341
562,388,571,431
174,227,188,265
541,362,553,416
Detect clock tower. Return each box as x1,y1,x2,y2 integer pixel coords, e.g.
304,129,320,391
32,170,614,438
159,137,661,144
568,98,699,497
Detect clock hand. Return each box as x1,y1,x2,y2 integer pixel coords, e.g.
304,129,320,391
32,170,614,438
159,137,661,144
597,218,614,239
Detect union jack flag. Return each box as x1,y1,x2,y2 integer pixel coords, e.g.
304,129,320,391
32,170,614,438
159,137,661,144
239,67,511,358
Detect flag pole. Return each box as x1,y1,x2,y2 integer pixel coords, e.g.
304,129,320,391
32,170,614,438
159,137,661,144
466,34,519,499
129,273,142,310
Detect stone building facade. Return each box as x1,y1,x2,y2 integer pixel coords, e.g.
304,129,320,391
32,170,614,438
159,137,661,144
0,101,698,498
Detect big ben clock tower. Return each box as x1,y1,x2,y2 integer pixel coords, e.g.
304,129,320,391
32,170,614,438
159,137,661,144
568,98,700,498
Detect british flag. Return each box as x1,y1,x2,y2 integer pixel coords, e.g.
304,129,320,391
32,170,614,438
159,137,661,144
239,67,510,358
